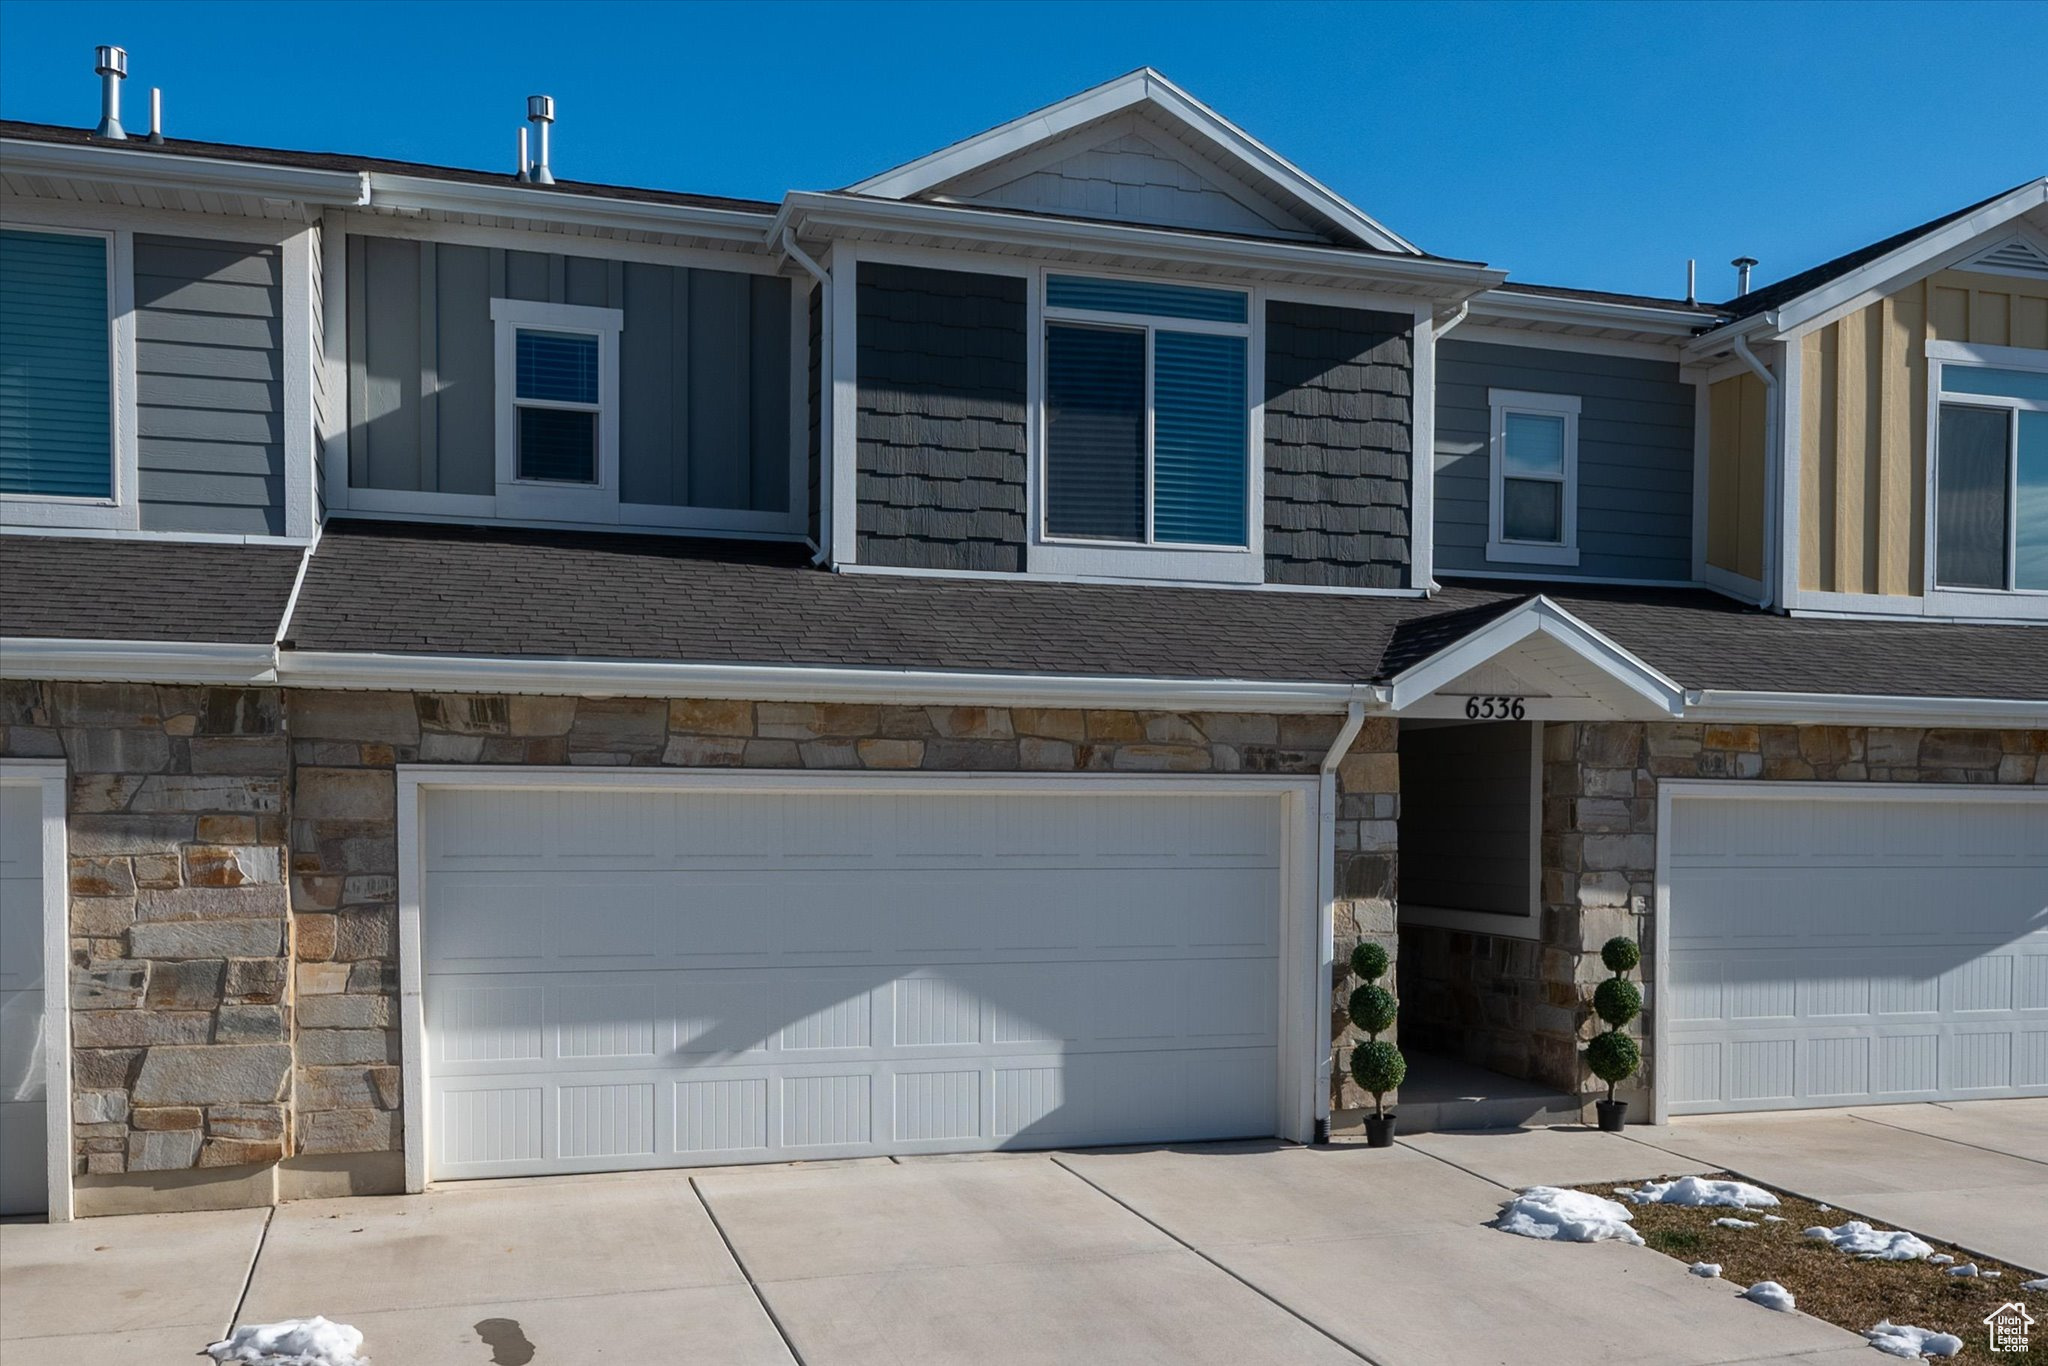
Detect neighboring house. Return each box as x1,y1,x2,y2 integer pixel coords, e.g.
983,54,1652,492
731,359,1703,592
0,59,2042,1222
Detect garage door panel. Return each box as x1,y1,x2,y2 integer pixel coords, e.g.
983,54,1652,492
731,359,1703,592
423,785,1290,1177
1668,788,2048,1115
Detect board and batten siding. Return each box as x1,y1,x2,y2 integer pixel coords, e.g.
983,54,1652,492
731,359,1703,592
133,234,285,535
1436,340,1695,583
346,234,790,513
1706,370,1769,584
854,262,1029,572
1264,301,1413,588
1798,268,2048,597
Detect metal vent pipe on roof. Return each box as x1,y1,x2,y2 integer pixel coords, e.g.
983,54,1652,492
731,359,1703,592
92,45,128,140
148,87,163,144
526,95,555,185
1732,256,1759,296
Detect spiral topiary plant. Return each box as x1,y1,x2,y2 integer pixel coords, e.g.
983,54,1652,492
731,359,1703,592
1347,940,1404,1122
1586,935,1642,1113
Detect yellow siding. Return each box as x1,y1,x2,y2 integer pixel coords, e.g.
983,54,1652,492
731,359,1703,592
1707,370,1767,582
1796,268,2047,596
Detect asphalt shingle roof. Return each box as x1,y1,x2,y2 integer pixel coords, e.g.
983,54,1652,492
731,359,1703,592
0,535,302,644
282,521,2048,701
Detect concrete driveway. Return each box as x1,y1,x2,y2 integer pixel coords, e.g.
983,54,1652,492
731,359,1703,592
3,1135,1886,1366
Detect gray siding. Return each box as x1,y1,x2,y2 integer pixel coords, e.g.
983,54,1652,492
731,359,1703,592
855,262,1027,572
1263,301,1412,588
347,236,789,512
134,234,284,535
1435,340,1695,581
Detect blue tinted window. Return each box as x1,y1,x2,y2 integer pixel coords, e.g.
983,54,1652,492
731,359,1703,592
1045,324,1145,541
515,329,599,405
1942,365,2048,404
1152,331,1247,545
0,229,111,497
1046,275,1247,324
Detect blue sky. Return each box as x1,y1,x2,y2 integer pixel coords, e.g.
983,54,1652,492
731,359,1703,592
2,0,2042,301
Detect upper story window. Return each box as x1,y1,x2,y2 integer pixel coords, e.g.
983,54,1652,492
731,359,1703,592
490,298,622,521
1042,274,1250,551
0,227,113,501
1486,389,1580,567
1933,348,2048,593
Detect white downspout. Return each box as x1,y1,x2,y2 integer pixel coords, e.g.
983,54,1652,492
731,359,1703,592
780,228,832,566
1313,696,1370,1142
1434,300,1470,339
1730,334,1780,609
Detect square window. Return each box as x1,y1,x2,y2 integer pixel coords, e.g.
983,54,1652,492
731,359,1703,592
516,406,597,484
1502,477,1563,544
515,329,599,405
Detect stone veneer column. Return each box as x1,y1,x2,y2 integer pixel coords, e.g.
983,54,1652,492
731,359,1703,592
0,681,293,1200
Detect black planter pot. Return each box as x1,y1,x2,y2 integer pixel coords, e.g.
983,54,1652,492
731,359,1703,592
1595,1099,1628,1132
1364,1113,1398,1147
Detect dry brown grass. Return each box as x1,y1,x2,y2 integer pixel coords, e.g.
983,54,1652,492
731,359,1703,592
1609,1173,2044,1362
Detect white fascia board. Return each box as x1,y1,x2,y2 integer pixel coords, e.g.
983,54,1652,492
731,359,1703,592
1682,689,2048,729
1385,597,1686,716
1472,289,1723,339
0,638,277,684
362,174,775,245
1688,179,2048,352
846,68,1418,255
0,138,369,207
277,650,1383,714
776,193,1502,294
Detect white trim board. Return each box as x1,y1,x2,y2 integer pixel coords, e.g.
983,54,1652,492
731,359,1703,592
393,765,1328,1190
0,760,72,1222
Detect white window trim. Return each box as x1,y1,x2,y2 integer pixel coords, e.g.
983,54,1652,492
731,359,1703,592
1485,388,1580,567
489,298,624,525
1923,340,2048,602
0,221,138,531
1030,266,1263,584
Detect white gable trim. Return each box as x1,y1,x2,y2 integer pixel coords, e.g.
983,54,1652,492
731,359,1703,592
1690,179,2048,352
848,69,1419,255
1385,597,1685,717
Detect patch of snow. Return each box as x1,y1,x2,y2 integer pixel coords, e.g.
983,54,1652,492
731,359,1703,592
1761,1214,1786,1223
2023,1276,2048,1291
1713,1217,1758,1229
1617,1175,1779,1209
1740,1281,1795,1312
1817,1203,1831,1211
1688,1262,1722,1278
1801,1220,1934,1261
1928,1254,1955,1265
1943,1262,1998,1278
205,1318,365,1366
1864,1321,1963,1359
1493,1187,1644,1245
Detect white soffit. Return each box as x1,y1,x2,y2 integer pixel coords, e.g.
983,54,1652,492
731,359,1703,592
847,68,1419,255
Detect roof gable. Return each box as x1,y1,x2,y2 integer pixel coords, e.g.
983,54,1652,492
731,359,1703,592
848,69,1417,254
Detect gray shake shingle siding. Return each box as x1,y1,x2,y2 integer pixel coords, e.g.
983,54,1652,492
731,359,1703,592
855,262,1028,572
1263,301,1413,588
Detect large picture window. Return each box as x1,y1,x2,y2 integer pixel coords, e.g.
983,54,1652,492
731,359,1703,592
0,227,113,500
1042,274,1250,550
1933,357,2048,593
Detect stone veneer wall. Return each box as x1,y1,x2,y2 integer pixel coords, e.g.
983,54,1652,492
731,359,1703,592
1401,721,2047,1109
1,682,1400,1209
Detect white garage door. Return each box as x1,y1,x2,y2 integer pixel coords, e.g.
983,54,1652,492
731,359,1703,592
422,781,1291,1180
1667,785,2048,1115
0,781,49,1216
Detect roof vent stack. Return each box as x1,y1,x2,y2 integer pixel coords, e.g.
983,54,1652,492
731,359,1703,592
1733,256,1759,296
1686,259,1697,305
516,126,530,183
147,86,163,144
526,95,556,185
91,45,128,140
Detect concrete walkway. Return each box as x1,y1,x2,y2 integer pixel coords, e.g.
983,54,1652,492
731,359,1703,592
4,1133,1885,1366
